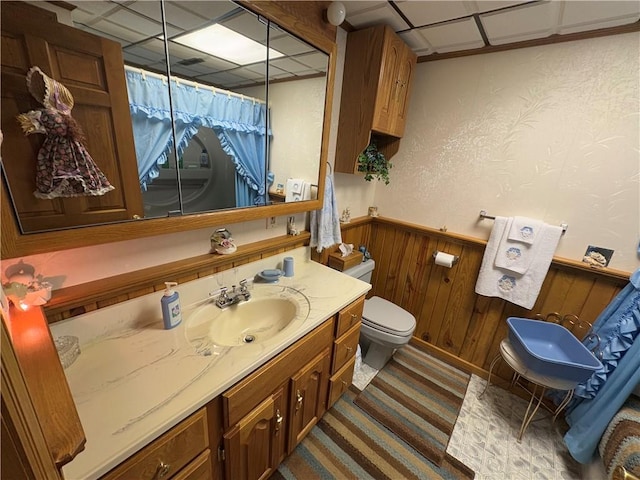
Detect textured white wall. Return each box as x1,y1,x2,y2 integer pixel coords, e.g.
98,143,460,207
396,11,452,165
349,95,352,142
374,33,640,272
5,31,638,289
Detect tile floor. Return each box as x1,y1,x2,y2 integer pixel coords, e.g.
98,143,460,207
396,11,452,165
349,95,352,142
352,358,601,480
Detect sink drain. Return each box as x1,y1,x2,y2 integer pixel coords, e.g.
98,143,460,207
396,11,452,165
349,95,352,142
242,334,256,343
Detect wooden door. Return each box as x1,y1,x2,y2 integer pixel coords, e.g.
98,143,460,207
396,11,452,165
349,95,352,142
371,27,401,136
1,2,143,233
390,44,416,136
223,387,286,480
287,349,330,453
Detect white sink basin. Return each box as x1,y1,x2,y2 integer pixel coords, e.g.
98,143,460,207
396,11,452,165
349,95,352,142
185,285,310,349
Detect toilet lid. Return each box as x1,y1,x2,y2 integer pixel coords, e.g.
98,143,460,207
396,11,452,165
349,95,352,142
362,296,416,336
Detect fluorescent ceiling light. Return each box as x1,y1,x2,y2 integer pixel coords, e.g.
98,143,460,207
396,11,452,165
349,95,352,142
173,24,284,65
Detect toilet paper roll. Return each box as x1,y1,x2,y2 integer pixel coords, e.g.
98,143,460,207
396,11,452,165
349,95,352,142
434,252,456,268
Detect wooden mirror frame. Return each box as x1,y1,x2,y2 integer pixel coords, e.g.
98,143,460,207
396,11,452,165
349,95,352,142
1,1,337,259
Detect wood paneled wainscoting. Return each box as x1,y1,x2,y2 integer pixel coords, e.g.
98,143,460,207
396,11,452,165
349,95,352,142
328,217,629,384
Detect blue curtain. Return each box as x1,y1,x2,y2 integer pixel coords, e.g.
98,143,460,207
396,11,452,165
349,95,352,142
563,268,640,463
126,70,269,205
126,71,174,191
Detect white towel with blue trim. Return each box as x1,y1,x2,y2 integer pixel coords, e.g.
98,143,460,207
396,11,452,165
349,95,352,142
507,216,543,244
310,173,342,253
495,217,542,274
475,216,562,309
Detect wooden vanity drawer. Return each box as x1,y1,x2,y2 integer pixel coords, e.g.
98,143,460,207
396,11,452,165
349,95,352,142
328,355,356,407
331,321,360,373
335,296,364,338
223,319,334,428
173,449,212,480
102,408,209,480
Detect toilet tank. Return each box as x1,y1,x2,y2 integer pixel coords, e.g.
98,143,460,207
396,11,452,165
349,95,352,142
342,259,375,283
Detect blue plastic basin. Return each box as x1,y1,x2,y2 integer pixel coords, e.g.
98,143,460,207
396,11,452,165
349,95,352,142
507,317,602,383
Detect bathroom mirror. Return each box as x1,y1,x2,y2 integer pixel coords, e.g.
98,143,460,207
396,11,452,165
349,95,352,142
0,0,330,253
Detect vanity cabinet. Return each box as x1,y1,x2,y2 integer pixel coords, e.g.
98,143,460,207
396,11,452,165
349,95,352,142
99,296,365,480
335,24,417,175
101,407,210,480
328,297,364,408
221,320,334,480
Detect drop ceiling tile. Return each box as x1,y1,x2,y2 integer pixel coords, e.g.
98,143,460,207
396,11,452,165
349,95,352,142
559,1,640,34
343,1,387,15
270,58,312,74
107,9,165,37
347,3,410,31
268,35,314,57
292,52,328,71
396,0,475,27
124,44,167,63
398,29,432,51
222,13,267,43
230,66,267,81
123,1,164,23
67,1,119,16
472,0,531,14
198,70,247,86
480,1,560,45
416,17,484,53
170,1,238,22
92,19,148,43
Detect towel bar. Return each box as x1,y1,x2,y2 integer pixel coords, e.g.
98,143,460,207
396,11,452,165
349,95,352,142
479,210,568,234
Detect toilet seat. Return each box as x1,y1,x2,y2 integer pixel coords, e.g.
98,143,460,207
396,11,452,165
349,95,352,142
362,296,416,336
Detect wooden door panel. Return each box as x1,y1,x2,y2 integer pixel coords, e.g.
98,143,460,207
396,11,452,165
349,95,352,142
1,2,143,232
288,349,330,452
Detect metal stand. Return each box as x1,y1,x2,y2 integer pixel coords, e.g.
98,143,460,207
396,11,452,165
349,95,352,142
480,339,576,442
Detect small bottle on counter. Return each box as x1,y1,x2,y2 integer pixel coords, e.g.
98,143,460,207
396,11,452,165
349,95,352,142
161,282,182,329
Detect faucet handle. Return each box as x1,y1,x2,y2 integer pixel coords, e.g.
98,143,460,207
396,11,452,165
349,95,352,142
239,279,248,291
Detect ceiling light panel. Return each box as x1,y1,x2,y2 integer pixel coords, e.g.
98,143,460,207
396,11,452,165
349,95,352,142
173,24,284,65
417,18,484,53
480,1,560,45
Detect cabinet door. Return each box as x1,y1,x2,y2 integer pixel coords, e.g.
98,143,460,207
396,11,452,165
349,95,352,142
371,31,402,136
288,349,330,452
1,2,144,232
390,45,416,136
223,387,286,480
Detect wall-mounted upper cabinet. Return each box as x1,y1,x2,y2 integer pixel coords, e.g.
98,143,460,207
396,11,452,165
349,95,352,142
335,25,416,175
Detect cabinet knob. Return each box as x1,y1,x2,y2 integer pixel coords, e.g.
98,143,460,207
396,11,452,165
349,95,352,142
274,408,283,435
154,461,171,479
295,389,304,412
345,346,353,354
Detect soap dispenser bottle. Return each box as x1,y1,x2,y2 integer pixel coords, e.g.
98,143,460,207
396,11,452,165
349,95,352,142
161,282,182,329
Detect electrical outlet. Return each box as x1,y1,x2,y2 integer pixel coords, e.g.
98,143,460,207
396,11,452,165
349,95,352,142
266,216,277,229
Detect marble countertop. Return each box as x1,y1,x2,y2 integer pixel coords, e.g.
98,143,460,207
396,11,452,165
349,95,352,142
51,247,370,480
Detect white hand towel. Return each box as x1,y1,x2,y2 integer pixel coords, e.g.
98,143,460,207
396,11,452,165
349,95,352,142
475,218,562,310
310,174,342,253
495,217,536,274
507,216,543,245
285,178,304,202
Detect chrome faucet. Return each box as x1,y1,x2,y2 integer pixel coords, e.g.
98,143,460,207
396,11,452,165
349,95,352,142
215,279,251,309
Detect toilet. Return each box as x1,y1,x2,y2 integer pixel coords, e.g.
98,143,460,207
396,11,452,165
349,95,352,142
343,259,416,370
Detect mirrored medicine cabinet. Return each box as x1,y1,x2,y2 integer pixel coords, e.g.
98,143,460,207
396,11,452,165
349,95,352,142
0,0,336,258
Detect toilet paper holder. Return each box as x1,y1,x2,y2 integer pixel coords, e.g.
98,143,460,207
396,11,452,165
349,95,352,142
432,251,459,267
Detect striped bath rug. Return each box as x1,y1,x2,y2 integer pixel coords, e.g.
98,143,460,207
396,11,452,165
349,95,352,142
354,344,470,466
273,387,475,480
